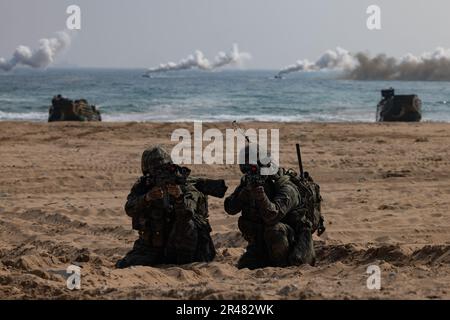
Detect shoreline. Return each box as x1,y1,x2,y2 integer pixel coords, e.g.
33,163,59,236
1,120,449,124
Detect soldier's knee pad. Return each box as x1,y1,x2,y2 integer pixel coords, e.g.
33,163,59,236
288,228,316,266
264,223,290,264
172,220,198,251
264,223,289,242
166,220,199,265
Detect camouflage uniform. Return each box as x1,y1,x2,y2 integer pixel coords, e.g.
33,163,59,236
225,149,315,269
116,146,215,268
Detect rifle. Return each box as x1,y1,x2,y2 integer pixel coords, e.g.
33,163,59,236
232,120,250,143
136,165,227,237
190,178,228,198
240,163,267,186
145,164,228,210
145,163,191,187
144,164,189,211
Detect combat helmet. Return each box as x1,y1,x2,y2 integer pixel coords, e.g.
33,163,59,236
141,146,173,175
238,144,278,176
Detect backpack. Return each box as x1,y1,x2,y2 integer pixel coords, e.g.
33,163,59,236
283,168,326,236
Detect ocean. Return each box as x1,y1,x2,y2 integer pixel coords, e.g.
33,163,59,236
0,68,449,122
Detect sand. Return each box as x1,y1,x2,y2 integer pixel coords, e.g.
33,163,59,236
0,121,450,300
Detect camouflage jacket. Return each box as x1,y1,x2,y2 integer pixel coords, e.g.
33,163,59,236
125,176,207,232
224,171,302,226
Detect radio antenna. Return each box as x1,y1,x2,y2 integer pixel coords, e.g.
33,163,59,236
296,143,304,178
232,120,250,143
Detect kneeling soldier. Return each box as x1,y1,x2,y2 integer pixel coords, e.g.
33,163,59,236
224,146,318,269
116,146,226,268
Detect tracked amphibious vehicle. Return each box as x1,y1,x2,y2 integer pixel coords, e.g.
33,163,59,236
376,88,422,122
48,95,102,122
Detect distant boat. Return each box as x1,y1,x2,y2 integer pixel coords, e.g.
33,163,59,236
274,74,283,80
142,74,151,78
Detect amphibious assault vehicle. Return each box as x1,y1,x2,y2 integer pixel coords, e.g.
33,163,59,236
48,95,102,122
376,88,422,122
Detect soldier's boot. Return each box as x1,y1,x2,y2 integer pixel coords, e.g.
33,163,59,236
237,242,267,270
264,223,292,267
115,238,163,268
166,219,198,265
288,228,316,266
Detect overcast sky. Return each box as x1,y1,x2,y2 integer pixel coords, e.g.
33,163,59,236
0,0,449,69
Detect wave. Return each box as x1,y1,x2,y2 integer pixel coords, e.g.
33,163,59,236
101,112,376,123
0,111,47,121
2,110,449,122
0,97,38,103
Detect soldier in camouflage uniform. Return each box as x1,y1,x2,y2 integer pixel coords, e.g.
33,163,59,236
116,146,216,268
224,146,316,270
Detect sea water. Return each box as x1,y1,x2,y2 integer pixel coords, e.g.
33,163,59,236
1,68,449,122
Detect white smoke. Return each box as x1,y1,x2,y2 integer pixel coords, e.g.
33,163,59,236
145,44,251,74
277,47,450,81
277,47,356,77
350,47,450,80
211,44,251,68
0,31,71,71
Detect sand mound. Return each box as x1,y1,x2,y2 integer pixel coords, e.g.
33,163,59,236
316,243,450,266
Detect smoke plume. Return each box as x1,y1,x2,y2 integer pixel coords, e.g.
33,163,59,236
277,47,450,81
0,31,71,71
145,44,251,74
349,48,450,80
277,47,356,77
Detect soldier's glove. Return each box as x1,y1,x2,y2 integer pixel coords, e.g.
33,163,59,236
145,186,164,202
253,186,278,225
253,186,267,200
237,177,255,201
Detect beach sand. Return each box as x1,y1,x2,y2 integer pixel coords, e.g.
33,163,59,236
0,121,449,299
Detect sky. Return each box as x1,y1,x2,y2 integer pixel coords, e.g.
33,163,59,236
0,0,449,69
